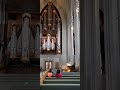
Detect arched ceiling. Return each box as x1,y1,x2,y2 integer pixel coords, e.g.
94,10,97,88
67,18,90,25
40,0,71,18
5,0,71,15
6,0,40,12
5,0,71,20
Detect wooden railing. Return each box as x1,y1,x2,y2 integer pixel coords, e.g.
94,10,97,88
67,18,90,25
40,69,49,85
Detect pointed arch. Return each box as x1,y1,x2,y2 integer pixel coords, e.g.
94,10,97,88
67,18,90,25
40,1,61,18
40,1,62,54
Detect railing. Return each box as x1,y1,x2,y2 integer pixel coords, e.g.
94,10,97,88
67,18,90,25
40,69,49,85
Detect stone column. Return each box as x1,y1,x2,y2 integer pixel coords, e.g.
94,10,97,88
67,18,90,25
66,0,74,65
61,18,67,65
104,0,120,90
70,0,74,65
73,0,80,69
57,20,61,53
0,0,1,25
118,0,120,56
0,0,2,64
80,0,101,90
0,0,5,66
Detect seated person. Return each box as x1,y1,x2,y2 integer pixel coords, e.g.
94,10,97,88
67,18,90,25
55,69,62,78
47,69,53,77
51,69,56,76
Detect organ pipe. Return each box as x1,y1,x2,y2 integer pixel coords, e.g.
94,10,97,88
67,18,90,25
42,39,46,50
40,1,62,54
48,2,52,27
46,34,51,51
10,25,17,58
51,38,55,50
52,10,56,30
43,10,47,30
21,14,31,61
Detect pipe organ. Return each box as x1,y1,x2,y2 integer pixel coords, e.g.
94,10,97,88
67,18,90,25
8,24,17,58
21,13,31,61
40,1,62,54
7,1,62,60
7,13,40,60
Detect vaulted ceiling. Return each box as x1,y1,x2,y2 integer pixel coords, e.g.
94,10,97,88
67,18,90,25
6,0,40,12
5,0,71,15
5,0,71,20
40,0,71,18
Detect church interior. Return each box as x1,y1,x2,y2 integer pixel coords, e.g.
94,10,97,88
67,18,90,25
0,0,80,73
0,0,120,90
0,0,40,73
40,0,80,71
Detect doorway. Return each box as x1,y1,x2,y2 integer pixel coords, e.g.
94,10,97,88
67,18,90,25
45,61,52,70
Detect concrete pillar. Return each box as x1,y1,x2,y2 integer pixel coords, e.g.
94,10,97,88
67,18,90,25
80,0,101,90
104,0,120,90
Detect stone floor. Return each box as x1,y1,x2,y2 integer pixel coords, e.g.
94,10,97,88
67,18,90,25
0,65,40,73
0,74,40,90
0,65,40,90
